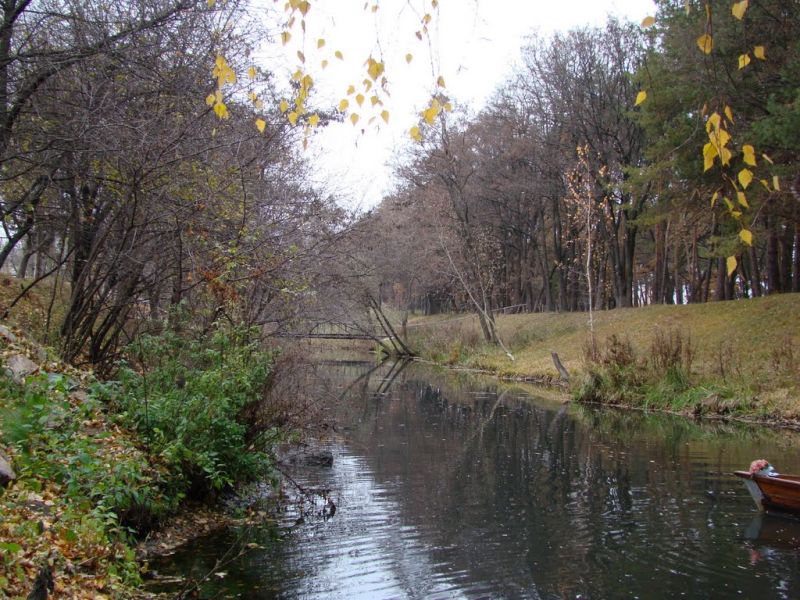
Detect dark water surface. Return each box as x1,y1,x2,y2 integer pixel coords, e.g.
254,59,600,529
149,360,800,599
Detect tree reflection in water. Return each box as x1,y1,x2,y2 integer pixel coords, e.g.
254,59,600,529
149,360,800,599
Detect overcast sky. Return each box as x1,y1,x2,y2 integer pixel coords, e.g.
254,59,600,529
268,0,657,211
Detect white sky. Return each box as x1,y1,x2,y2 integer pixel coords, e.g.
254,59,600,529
266,0,657,211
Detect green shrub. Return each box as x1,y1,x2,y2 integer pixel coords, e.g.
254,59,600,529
115,322,279,498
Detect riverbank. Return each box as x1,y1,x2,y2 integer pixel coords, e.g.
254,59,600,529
0,316,291,598
0,323,156,597
405,294,800,424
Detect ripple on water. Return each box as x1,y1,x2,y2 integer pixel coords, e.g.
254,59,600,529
149,364,800,599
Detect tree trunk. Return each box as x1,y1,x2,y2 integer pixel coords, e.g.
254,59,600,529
766,213,781,294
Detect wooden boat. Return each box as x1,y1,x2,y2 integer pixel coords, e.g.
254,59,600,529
735,460,800,515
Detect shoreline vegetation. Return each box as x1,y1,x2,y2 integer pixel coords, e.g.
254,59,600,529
404,293,800,427
0,310,287,598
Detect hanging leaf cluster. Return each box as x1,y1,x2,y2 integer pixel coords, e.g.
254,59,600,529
636,1,781,277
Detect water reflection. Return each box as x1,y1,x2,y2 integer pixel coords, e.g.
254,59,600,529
151,360,800,599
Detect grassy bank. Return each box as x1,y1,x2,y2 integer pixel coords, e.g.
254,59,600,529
406,294,800,422
0,314,284,598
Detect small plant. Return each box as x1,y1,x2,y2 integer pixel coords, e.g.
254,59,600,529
714,342,742,379
650,328,694,375
770,335,796,376
600,334,636,369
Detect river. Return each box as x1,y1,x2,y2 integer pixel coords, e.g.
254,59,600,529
148,359,800,599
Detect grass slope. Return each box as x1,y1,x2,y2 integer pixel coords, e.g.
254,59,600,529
407,294,800,421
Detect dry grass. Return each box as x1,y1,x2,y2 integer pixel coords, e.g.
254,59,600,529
407,294,800,413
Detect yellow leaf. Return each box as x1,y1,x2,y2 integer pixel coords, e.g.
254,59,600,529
737,191,749,208
423,107,438,125
635,90,647,106
710,191,719,207
205,94,216,106
739,229,753,246
350,113,360,126
255,118,266,133
641,15,656,28
297,50,306,63
754,45,766,60
213,101,229,119
738,53,751,69
705,112,721,134
720,147,733,167
321,60,328,69
723,196,734,211
405,53,413,64
317,38,326,49
338,99,349,112
207,0,215,6
298,0,310,15
279,99,289,113
335,50,344,60
727,256,738,276
370,95,380,106
381,110,390,124
444,102,453,112
437,75,446,88
731,0,748,20
346,85,355,95
742,145,756,166
355,93,365,106
762,153,774,165
213,55,236,85
773,175,781,191
697,33,713,54
248,66,257,80
703,142,718,171
709,128,730,149
308,114,320,127
367,58,385,81
410,126,422,141
724,105,734,123
288,111,298,125
281,31,291,45
738,168,753,189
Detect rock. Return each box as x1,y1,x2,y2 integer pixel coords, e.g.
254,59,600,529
5,353,40,383
303,450,334,467
278,444,334,468
0,454,16,487
34,345,47,364
0,324,17,343
69,389,89,404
